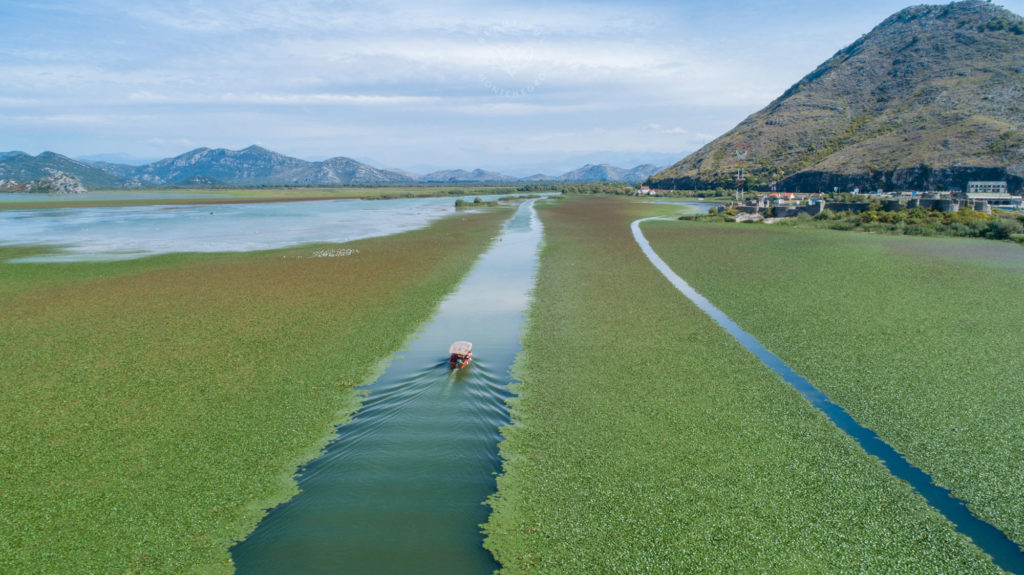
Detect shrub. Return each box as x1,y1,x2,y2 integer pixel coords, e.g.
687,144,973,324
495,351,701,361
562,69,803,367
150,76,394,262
985,217,1024,240
949,222,973,237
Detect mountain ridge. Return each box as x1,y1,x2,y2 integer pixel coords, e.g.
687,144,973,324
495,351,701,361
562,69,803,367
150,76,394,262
0,151,122,188
649,0,1024,193
0,148,661,187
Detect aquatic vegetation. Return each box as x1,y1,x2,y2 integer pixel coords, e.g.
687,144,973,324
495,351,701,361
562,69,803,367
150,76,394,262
0,208,510,574
644,220,1024,553
483,197,1003,573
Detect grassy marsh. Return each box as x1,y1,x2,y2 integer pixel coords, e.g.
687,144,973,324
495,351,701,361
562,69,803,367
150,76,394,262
0,207,510,574
644,221,1024,552
483,197,1003,573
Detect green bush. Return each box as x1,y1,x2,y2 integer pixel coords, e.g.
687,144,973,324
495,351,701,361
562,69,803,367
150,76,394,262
985,217,1024,240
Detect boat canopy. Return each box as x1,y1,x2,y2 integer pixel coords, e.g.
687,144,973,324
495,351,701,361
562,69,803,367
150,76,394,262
449,341,473,355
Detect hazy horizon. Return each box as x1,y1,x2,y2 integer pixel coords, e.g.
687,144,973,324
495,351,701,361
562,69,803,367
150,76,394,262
3,0,1023,173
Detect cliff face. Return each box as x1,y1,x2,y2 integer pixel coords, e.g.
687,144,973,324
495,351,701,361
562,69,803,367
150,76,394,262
650,0,1024,193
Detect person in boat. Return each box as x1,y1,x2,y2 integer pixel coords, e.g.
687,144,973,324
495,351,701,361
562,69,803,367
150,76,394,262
448,341,472,369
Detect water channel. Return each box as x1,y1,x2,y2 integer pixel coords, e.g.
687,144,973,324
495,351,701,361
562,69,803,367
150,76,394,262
632,216,1024,574
231,200,543,573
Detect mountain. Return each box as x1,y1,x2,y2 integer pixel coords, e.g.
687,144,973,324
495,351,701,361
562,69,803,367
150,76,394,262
650,0,1024,193
0,151,122,188
77,153,159,166
295,156,416,185
28,172,89,194
174,174,225,187
128,145,311,186
518,173,558,182
559,163,661,182
421,168,514,182
2,145,665,187
418,164,660,183
113,145,414,186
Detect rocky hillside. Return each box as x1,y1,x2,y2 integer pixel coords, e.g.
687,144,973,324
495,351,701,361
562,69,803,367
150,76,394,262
123,146,415,186
650,0,1024,193
30,171,89,194
0,171,89,194
559,163,661,183
420,168,513,182
0,151,121,189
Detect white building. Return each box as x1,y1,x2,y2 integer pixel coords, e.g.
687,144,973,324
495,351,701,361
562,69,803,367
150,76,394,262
966,181,1008,195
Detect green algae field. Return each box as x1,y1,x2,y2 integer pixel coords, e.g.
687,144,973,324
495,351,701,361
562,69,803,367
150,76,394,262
0,207,510,574
643,220,1024,555
482,197,1005,574
3,193,1022,574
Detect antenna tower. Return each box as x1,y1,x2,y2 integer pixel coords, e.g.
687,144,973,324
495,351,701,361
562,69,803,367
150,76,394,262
734,148,748,202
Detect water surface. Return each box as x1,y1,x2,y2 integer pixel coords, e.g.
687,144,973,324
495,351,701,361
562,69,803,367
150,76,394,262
0,197,479,262
0,191,237,202
232,200,543,573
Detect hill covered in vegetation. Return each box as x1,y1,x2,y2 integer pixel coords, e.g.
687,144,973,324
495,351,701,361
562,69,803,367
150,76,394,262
650,0,1024,193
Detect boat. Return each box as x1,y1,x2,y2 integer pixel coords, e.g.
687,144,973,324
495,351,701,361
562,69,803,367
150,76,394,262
448,341,473,370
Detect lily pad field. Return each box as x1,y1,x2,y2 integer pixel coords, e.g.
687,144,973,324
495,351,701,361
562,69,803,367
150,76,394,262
483,197,1008,573
643,219,1024,556
0,207,510,573
2,194,1022,574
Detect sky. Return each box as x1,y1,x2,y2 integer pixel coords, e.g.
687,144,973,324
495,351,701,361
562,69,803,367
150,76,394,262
2,0,1023,174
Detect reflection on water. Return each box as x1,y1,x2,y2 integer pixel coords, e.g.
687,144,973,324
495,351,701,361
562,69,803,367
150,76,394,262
0,191,235,202
232,200,543,574
0,197,470,262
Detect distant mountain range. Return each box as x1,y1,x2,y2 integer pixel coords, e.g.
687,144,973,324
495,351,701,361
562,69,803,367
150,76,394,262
0,145,662,189
0,151,122,189
650,0,1024,193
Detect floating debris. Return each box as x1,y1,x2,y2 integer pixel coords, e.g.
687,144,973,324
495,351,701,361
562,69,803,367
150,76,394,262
285,248,360,259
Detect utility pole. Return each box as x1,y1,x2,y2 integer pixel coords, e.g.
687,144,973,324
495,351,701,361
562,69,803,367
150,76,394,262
734,148,748,203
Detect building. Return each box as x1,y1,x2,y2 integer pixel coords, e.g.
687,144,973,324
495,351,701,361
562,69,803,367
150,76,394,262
966,181,1008,195
962,181,1020,211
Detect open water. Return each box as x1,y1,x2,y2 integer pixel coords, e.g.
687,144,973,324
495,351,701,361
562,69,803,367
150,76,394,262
0,197,481,263
231,200,543,573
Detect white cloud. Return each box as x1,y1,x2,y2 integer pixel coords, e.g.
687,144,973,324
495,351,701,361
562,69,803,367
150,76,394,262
10,0,994,168
7,114,113,126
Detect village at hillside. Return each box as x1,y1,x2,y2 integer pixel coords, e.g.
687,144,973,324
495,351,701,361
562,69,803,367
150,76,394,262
638,181,1023,221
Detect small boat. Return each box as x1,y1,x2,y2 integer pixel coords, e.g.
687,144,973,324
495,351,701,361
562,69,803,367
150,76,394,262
448,341,473,370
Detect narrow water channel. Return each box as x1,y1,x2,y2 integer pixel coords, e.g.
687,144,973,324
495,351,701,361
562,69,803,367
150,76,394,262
231,200,543,574
632,217,1024,574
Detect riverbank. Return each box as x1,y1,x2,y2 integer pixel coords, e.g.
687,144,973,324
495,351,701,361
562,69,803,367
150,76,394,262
483,197,1002,573
644,221,1024,554
0,207,511,574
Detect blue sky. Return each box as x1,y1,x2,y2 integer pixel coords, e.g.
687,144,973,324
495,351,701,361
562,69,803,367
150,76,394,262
2,0,1022,174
